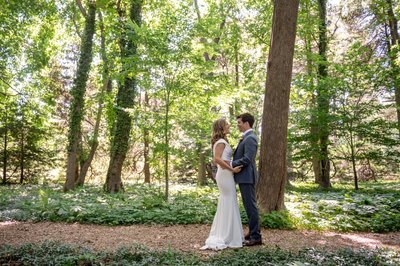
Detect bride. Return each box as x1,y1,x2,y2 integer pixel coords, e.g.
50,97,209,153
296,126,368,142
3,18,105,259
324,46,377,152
200,118,244,250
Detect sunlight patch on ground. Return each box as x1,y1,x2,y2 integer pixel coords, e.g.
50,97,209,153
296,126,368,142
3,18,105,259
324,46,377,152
323,232,397,250
339,234,381,246
0,221,19,227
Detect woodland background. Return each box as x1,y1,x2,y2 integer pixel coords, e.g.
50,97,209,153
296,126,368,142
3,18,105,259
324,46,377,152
1,0,399,202
1,0,400,264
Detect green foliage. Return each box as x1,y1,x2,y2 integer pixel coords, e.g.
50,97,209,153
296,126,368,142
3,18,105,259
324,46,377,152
1,182,399,233
0,241,398,265
0,184,218,225
261,210,294,229
285,182,400,232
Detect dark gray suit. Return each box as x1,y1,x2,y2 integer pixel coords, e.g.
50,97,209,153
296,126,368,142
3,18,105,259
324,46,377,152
232,130,261,241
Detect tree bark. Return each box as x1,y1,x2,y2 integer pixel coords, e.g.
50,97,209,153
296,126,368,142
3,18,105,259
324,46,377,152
316,0,331,188
386,0,400,136
76,0,87,18
105,0,142,193
164,88,170,199
64,1,96,192
19,126,24,184
349,122,358,190
197,151,207,186
76,11,110,187
2,113,7,184
193,0,227,63
143,92,151,183
257,0,300,213
302,0,321,183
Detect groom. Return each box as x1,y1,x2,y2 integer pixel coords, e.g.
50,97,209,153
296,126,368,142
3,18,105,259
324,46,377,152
231,113,262,246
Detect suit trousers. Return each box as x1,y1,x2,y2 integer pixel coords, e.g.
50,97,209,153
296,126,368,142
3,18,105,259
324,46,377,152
239,183,261,241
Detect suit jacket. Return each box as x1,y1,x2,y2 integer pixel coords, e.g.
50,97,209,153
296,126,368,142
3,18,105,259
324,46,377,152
232,130,258,184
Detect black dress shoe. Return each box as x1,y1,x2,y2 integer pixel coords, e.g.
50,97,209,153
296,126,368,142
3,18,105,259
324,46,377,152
244,239,262,246
244,232,250,241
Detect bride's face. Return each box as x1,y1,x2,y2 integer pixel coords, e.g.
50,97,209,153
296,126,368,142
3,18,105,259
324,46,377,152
223,122,231,135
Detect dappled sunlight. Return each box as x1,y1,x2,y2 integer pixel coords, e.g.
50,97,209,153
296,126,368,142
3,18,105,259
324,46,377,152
0,221,19,227
338,234,382,247
320,231,400,251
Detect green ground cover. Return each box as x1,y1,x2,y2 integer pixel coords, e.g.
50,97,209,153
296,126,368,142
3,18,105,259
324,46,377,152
0,181,399,232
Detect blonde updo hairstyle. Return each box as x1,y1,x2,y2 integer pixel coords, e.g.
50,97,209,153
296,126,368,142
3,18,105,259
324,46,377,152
211,118,228,149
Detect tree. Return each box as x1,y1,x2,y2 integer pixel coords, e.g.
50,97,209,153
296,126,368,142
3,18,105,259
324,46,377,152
257,0,300,213
64,1,97,191
383,0,400,135
314,0,332,188
75,10,111,186
104,0,143,193
331,43,399,188
343,0,400,136
0,0,57,184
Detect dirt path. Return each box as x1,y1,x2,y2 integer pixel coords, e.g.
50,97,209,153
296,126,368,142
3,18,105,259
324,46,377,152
1,221,399,254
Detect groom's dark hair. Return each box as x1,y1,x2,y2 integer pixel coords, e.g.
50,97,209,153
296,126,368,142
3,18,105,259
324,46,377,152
236,113,255,128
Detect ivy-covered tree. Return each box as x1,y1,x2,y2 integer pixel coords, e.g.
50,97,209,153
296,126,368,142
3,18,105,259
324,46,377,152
104,0,143,193
64,0,97,192
314,0,332,188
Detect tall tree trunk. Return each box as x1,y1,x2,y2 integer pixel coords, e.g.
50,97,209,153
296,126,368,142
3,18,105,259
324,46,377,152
257,0,300,213
76,11,110,186
19,127,24,184
2,114,7,184
316,0,331,188
143,92,151,183
64,1,96,192
234,41,239,87
164,88,170,199
386,0,400,136
197,151,207,186
311,103,321,183
349,122,358,190
105,0,142,193
286,144,294,189
302,0,321,183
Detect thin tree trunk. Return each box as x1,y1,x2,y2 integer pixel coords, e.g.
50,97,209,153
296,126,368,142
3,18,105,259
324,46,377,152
235,42,239,87
64,1,96,192
386,0,400,136
316,0,331,188
2,115,7,184
198,151,207,186
349,123,358,190
19,127,24,184
257,0,300,213
76,11,110,186
286,144,294,189
193,0,227,63
143,92,151,183
164,88,170,199
105,0,142,193
76,0,87,18
306,25,320,183
311,104,321,184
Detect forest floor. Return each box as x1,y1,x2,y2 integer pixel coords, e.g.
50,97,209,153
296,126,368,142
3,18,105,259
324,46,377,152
1,221,399,255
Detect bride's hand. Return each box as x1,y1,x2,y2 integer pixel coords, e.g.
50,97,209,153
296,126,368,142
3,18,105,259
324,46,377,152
233,165,242,173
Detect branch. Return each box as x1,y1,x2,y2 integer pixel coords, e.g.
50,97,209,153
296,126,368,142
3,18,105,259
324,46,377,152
72,5,83,39
193,0,202,20
213,17,226,45
76,0,88,18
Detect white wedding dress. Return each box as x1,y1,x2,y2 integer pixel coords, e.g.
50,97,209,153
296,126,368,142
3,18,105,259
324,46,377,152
200,139,244,250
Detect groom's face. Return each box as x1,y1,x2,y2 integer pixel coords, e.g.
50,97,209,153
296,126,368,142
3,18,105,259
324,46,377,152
236,118,249,133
